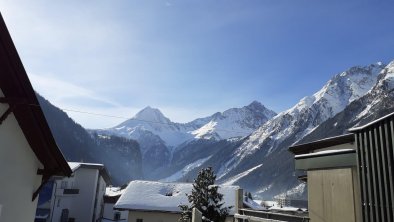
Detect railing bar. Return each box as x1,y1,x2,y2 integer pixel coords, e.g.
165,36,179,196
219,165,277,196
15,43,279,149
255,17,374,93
373,126,386,222
369,129,380,221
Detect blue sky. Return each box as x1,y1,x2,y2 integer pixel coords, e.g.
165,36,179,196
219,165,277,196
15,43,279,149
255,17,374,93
1,0,394,128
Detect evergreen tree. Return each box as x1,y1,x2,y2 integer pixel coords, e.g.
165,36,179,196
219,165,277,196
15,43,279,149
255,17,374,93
248,192,253,200
179,167,232,222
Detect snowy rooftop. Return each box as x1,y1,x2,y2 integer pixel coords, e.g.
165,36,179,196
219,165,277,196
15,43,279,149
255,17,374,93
114,180,239,214
68,162,105,172
68,162,111,184
106,186,126,197
243,197,267,210
269,206,306,212
294,148,355,159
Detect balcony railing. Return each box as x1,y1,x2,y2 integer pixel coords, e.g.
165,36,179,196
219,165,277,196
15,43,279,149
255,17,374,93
235,208,310,222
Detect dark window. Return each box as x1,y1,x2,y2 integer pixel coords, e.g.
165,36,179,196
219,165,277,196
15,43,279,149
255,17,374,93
60,209,69,222
63,189,79,194
136,219,143,222
114,212,121,221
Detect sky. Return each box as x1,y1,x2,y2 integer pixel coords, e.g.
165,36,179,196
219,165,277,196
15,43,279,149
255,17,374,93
1,0,394,128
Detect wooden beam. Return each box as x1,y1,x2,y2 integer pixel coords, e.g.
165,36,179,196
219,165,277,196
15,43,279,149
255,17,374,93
0,105,14,125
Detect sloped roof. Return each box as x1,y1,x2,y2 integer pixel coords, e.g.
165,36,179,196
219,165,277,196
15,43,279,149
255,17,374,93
348,111,394,132
0,13,71,177
114,180,239,215
68,162,111,184
288,134,354,155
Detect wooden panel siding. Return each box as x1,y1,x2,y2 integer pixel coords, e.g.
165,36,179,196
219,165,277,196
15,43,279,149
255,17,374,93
349,113,394,222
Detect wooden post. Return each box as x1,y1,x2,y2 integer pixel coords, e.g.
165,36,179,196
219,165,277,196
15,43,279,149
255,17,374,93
192,207,202,222
236,188,244,213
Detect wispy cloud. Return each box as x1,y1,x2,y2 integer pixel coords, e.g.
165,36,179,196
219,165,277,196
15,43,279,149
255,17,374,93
29,73,121,108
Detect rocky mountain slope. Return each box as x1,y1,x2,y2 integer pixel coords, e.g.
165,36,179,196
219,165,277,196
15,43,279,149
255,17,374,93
37,94,142,185
219,62,394,199
301,60,394,143
173,62,392,199
38,60,394,200
96,101,276,178
192,101,276,140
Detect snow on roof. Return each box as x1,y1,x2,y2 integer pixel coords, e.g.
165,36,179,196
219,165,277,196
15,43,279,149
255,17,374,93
260,200,278,207
294,148,355,159
269,206,305,212
68,162,104,172
243,197,266,211
106,186,125,197
114,180,239,215
67,162,111,184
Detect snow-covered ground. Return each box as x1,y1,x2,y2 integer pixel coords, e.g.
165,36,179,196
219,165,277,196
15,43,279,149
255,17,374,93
160,156,212,182
222,164,263,185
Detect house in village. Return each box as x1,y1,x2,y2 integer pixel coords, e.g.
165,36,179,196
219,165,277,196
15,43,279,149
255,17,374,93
102,186,128,222
0,13,72,222
114,180,240,222
36,162,111,222
289,111,394,222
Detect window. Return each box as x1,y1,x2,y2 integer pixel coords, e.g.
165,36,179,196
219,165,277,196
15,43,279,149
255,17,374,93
60,209,69,222
114,212,121,221
63,188,79,194
136,219,143,222
60,181,68,189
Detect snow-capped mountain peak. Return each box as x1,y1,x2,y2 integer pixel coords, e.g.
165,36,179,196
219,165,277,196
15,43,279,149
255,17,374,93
133,106,171,124
217,62,386,180
192,101,276,140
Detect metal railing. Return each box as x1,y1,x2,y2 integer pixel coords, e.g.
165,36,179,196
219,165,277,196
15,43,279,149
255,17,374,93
235,208,310,222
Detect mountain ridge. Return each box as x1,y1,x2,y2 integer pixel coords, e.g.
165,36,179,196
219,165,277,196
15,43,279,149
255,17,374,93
94,100,276,179
37,59,394,199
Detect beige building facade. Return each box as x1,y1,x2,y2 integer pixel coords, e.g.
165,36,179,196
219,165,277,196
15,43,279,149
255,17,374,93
308,168,361,222
289,134,361,222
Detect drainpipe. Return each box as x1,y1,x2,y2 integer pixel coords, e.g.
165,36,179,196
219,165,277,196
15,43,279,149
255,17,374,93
49,181,57,222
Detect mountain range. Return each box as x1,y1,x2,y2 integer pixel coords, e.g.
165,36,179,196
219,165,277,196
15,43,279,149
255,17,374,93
95,101,276,176
38,59,394,199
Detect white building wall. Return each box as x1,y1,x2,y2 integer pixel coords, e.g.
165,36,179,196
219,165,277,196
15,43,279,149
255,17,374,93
94,175,107,221
0,90,44,222
49,176,77,222
72,168,99,222
103,203,128,221
49,167,107,222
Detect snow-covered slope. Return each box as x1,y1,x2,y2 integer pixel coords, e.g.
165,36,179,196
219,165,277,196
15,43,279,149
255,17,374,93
219,62,385,179
164,62,389,199
192,101,276,140
102,101,275,149
301,60,394,143
160,155,212,182
96,101,275,179
105,106,195,148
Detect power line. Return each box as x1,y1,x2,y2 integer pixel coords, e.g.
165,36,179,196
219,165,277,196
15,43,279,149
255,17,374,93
27,104,254,134
61,108,252,134
61,108,129,120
